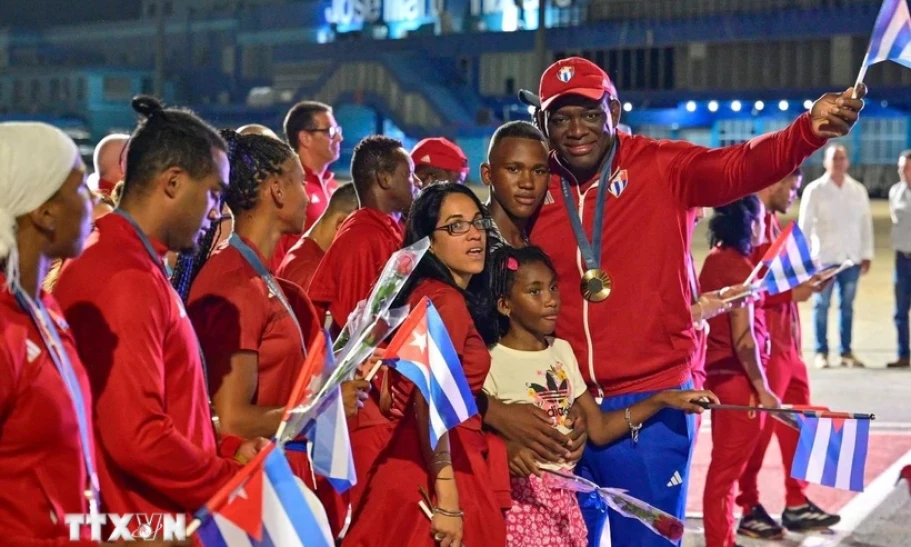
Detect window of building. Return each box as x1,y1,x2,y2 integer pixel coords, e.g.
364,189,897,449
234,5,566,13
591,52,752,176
859,118,908,165
103,76,132,101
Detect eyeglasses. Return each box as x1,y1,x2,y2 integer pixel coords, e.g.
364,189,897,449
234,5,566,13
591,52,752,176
306,125,343,139
434,217,494,236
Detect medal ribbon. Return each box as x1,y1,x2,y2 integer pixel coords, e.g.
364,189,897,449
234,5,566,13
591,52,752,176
11,285,100,516
228,234,306,354
112,209,220,434
559,141,619,272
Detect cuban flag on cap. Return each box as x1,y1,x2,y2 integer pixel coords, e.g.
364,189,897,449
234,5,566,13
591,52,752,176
758,222,817,295
383,297,478,448
608,170,628,198
791,415,870,492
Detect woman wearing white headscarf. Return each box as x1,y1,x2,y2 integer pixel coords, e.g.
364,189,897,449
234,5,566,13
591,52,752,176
0,122,101,545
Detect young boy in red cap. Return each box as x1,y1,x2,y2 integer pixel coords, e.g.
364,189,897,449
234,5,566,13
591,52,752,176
411,137,469,187
503,56,865,546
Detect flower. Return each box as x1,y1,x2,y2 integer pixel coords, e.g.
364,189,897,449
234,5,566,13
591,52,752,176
395,253,415,276
653,514,684,540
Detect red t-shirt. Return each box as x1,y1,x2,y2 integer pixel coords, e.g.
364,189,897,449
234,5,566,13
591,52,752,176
54,213,239,516
270,167,338,271
700,245,770,375
188,237,322,405
752,213,802,362
529,113,825,398
187,237,321,483
276,236,326,292
308,208,404,331
0,285,96,543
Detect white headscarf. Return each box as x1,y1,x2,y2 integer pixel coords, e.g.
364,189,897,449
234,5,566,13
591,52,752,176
0,122,81,287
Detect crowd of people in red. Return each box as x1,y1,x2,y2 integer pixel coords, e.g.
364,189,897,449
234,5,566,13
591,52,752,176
0,57,867,547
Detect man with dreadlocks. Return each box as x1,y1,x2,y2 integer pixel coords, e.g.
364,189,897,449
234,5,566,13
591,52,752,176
54,97,267,518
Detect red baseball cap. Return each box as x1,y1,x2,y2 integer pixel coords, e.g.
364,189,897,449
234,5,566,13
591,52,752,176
411,138,469,174
539,57,617,111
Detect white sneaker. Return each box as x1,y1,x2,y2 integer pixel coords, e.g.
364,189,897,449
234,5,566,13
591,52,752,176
814,353,830,369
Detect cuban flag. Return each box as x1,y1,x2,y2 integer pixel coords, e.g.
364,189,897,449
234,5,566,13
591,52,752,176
280,330,356,493
608,170,628,198
791,416,870,493
862,0,911,71
384,297,477,449
305,361,356,493
758,222,817,295
195,444,333,547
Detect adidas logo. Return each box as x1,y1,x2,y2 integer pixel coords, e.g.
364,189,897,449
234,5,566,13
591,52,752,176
666,470,683,488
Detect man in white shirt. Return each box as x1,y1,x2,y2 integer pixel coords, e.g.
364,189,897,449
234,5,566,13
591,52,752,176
888,150,911,369
798,145,874,369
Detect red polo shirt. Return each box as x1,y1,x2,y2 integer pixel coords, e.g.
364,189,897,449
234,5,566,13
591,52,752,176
54,213,239,516
271,167,338,271
187,237,322,484
752,213,802,362
0,285,97,544
529,114,825,398
276,236,326,292
308,208,404,330
700,245,769,375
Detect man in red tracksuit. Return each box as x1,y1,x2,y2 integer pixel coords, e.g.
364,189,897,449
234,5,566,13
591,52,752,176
523,57,865,546
735,170,840,538
55,100,264,519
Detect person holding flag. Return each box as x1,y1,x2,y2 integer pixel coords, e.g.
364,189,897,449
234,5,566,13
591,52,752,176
514,56,864,546
700,196,777,547
53,97,266,520
733,171,840,538
343,183,507,547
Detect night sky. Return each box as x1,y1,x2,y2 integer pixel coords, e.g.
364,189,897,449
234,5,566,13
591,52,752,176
1,0,141,29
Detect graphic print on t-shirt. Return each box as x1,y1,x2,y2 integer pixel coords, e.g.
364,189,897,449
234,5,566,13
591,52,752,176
526,362,572,429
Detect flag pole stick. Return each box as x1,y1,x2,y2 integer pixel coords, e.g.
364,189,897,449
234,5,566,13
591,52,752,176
697,401,875,420
743,262,764,286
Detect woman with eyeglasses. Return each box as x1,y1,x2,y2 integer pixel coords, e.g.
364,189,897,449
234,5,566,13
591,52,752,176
344,183,508,547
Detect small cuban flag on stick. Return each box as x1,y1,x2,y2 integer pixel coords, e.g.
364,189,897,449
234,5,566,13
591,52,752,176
744,221,817,293
791,414,871,493
856,0,911,89
190,443,334,546
383,297,478,449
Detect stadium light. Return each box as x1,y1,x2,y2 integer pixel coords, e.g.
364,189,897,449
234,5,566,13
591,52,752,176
708,101,719,112
731,100,742,112
803,99,813,110
754,100,765,111
686,101,697,112
778,100,789,111
623,102,633,112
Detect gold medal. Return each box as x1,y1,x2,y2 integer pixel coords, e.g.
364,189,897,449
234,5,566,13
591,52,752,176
581,268,612,302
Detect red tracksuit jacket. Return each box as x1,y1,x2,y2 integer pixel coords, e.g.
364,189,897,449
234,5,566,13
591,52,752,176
0,286,98,546
530,113,826,398
54,213,239,517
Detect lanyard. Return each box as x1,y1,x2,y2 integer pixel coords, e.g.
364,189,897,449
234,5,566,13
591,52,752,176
111,209,219,433
10,285,100,516
558,141,618,272
228,234,306,354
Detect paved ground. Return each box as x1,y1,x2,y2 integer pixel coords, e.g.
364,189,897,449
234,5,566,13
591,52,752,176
682,200,911,547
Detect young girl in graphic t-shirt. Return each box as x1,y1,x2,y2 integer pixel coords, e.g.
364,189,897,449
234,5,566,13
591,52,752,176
484,246,718,546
